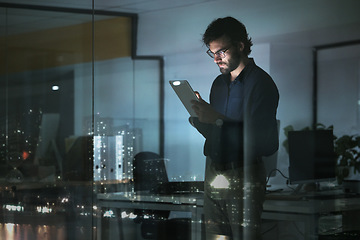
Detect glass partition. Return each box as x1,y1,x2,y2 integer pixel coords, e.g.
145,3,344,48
0,4,157,239
0,6,95,239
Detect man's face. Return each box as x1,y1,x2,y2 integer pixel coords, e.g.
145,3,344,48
208,36,242,74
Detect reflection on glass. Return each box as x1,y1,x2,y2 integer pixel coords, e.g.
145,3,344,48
0,223,66,240
6,151,24,183
0,3,161,240
1,5,98,240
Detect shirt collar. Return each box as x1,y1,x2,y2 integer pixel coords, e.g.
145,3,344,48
234,58,255,83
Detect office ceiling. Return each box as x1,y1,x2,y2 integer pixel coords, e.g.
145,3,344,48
0,0,219,13
0,0,222,36
1,0,360,42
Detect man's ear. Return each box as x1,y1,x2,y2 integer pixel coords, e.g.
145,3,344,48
239,42,245,52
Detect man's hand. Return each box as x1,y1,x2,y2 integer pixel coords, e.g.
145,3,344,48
191,92,222,124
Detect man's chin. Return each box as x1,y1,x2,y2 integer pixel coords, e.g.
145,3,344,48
219,68,229,74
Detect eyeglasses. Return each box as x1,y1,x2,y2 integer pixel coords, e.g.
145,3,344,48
206,47,230,59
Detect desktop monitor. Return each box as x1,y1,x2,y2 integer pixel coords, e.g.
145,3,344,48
288,130,336,184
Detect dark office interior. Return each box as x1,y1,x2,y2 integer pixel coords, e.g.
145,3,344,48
1,0,360,239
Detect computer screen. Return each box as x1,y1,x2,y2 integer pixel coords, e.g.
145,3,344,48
288,130,336,184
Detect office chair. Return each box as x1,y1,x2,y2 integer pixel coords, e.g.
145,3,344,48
133,152,170,239
133,151,169,193
132,152,191,240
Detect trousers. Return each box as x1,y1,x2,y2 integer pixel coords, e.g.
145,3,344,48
203,157,266,240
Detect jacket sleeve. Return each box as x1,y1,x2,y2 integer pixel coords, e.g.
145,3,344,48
189,117,212,139
240,72,279,161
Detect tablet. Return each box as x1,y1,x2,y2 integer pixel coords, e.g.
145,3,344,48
169,80,199,117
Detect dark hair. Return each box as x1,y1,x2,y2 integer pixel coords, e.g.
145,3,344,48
202,16,253,56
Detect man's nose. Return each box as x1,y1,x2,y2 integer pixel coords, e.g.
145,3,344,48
214,54,222,63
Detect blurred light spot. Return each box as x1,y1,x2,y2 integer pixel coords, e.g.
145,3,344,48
210,174,230,189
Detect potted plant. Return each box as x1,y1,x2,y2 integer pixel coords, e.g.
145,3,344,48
334,134,360,184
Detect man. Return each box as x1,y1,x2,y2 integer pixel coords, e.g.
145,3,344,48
190,17,279,240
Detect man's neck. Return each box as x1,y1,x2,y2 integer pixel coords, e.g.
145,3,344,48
230,57,250,82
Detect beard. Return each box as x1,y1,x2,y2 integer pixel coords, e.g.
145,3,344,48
218,49,243,74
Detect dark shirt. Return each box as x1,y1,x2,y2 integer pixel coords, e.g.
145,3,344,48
192,58,279,166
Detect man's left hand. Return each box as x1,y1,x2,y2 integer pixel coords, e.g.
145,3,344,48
191,92,222,124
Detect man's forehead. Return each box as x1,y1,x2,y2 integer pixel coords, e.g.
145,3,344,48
209,38,230,51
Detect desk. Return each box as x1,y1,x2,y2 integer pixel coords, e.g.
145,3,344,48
97,190,360,240
97,192,204,240
263,191,360,240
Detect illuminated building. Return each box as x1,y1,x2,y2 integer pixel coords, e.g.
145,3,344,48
93,122,143,182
